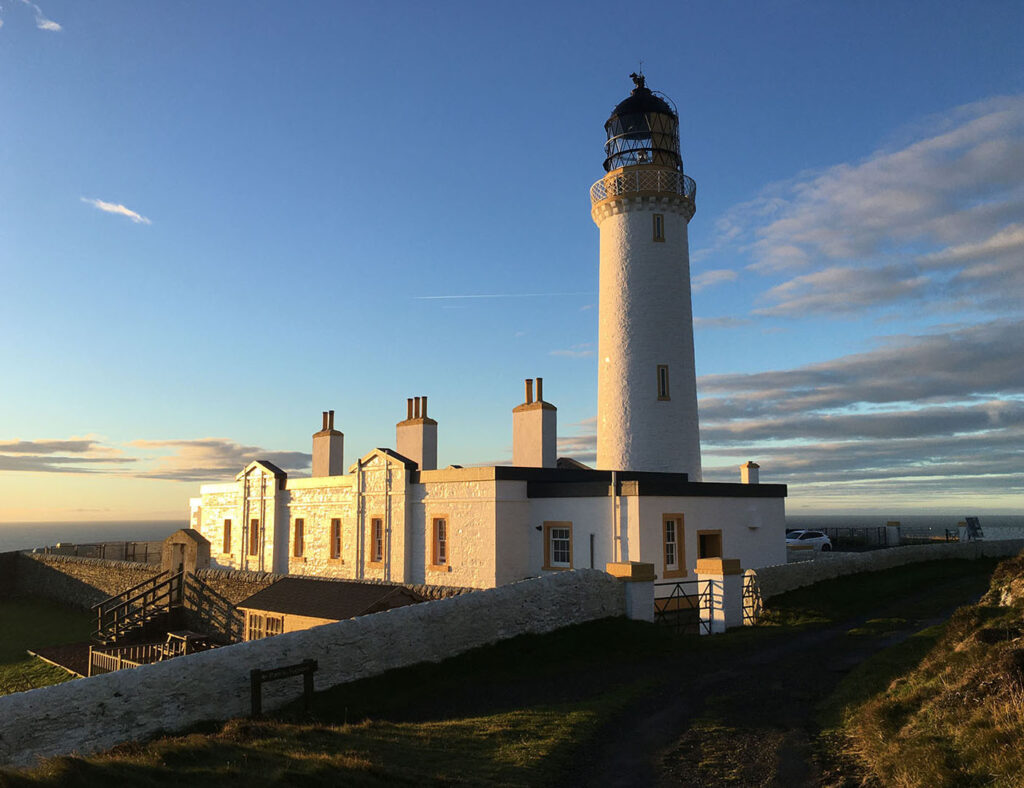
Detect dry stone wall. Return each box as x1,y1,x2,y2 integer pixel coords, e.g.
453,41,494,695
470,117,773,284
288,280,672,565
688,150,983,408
756,540,1024,600
0,569,625,768
8,554,159,609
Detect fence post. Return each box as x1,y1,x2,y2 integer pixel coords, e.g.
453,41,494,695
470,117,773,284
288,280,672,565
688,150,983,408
696,558,744,634
605,562,656,623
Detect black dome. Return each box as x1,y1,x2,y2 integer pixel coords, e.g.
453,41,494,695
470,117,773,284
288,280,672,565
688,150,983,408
608,86,675,122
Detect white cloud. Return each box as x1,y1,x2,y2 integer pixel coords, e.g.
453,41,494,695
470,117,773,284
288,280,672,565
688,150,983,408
693,316,751,330
754,265,930,317
10,0,61,30
692,269,738,292
550,343,595,358
81,197,152,225
129,438,310,481
709,95,1024,318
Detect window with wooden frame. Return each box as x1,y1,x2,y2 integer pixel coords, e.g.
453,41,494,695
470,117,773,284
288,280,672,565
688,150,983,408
662,514,686,578
330,518,342,560
246,613,264,641
543,521,573,570
370,517,384,565
430,516,449,570
293,518,304,557
697,530,723,559
248,519,259,556
653,212,665,242
657,365,670,400
265,615,284,637
246,612,283,641
222,519,232,554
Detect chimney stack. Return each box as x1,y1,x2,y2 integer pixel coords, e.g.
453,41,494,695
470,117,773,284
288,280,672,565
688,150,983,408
397,395,438,471
740,461,760,485
312,410,344,477
513,376,557,468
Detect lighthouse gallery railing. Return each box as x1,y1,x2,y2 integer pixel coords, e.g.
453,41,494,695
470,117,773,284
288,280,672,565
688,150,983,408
590,169,696,211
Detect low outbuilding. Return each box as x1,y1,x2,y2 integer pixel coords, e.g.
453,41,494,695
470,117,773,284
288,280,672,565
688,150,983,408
236,577,426,641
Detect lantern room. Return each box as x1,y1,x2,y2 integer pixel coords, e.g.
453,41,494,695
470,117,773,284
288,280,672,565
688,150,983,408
603,73,684,172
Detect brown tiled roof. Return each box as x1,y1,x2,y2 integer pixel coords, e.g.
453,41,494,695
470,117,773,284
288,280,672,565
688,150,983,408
237,577,425,621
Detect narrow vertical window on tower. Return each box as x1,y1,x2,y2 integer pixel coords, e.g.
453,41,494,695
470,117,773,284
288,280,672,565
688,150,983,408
248,519,259,556
657,365,671,400
653,213,665,242
293,518,304,558
222,519,232,554
330,518,342,560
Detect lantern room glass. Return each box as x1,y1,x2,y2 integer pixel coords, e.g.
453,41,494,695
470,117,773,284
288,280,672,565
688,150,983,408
603,73,684,173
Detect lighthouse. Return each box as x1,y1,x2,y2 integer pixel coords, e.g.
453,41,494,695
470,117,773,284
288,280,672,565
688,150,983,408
591,74,702,479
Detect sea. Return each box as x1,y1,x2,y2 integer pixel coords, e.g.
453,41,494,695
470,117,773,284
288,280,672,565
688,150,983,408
0,521,186,554
1,514,1022,554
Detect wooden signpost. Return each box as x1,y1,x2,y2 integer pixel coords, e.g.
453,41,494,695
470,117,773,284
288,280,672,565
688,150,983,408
250,659,318,717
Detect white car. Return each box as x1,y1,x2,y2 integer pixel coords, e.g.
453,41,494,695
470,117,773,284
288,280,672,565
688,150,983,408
786,529,833,552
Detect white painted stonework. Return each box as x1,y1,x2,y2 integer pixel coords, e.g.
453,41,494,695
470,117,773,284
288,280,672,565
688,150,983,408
593,190,701,479
191,452,788,594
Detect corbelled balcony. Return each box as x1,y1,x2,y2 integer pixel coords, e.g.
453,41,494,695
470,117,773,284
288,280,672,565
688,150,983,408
590,168,696,220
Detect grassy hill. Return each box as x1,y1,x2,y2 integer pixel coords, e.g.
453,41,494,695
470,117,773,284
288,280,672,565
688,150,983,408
826,552,1024,786
1,555,1021,786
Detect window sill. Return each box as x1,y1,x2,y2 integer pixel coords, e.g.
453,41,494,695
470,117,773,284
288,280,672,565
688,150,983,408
428,564,452,573
663,568,687,579
367,561,384,568
328,556,344,564
292,556,307,563
542,564,572,572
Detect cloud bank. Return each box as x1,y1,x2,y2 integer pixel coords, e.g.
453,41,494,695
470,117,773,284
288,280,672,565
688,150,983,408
0,437,310,481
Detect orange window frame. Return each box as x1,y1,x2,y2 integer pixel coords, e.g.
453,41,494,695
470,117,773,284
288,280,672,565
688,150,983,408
662,513,686,578
430,516,450,571
543,521,573,570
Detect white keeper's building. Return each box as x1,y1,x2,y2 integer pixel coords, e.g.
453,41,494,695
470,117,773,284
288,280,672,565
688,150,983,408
188,74,788,590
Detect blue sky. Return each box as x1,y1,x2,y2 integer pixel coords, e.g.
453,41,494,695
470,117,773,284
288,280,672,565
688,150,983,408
1,1,1022,519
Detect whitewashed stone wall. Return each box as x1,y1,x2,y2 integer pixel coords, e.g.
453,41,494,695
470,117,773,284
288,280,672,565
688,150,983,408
756,540,1024,600
286,477,357,579
0,569,625,768
412,478,500,588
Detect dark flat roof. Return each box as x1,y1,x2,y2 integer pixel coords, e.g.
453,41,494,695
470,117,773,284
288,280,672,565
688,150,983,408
411,465,787,498
237,577,425,621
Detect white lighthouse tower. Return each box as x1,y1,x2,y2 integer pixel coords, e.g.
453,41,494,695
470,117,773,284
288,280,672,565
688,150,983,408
591,74,702,479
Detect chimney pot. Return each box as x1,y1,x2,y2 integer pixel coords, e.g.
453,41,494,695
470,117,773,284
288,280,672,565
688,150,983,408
414,396,421,418
329,410,335,430
407,398,414,420
421,396,428,418
536,377,544,402
525,378,534,404
322,411,329,431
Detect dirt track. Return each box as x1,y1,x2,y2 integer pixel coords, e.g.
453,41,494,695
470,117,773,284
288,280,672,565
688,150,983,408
567,573,991,788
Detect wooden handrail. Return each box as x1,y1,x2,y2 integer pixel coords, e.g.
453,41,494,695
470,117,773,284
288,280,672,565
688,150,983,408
91,570,169,612
101,571,183,619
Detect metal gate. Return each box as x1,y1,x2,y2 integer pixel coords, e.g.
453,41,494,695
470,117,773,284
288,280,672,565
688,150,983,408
654,579,711,635
742,571,762,626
